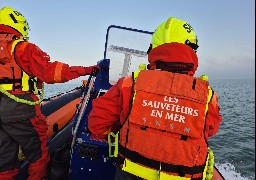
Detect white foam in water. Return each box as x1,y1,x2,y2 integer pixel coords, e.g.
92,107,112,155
216,163,251,180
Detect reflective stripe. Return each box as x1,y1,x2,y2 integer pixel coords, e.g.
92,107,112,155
0,84,12,90
198,75,212,116
205,148,214,180
211,92,218,109
119,145,205,176
54,62,63,82
121,147,214,180
11,39,23,55
122,158,159,180
130,64,146,103
160,171,191,180
122,76,133,89
122,158,191,180
205,87,213,115
122,64,146,103
21,71,30,91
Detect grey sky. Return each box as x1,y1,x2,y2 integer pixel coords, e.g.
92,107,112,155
1,0,255,81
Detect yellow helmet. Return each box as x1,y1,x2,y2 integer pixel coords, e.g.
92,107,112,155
152,17,198,51
0,6,30,39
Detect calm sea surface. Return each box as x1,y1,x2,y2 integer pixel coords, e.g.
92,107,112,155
44,79,255,180
209,79,255,180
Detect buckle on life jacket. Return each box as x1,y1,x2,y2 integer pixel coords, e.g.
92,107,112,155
180,135,188,141
108,132,119,158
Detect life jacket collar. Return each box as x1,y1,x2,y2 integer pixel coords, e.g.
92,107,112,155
148,43,198,75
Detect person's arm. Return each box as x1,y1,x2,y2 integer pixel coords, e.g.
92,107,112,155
88,78,130,139
14,42,98,83
88,83,122,139
205,91,222,139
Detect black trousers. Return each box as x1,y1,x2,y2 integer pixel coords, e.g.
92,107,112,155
0,93,49,179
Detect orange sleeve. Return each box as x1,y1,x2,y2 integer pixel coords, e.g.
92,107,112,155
205,91,223,139
14,42,86,84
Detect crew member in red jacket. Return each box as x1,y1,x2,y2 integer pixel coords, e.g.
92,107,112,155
88,17,222,179
0,6,99,180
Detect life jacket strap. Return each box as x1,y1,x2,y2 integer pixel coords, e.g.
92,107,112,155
0,78,22,84
119,144,205,176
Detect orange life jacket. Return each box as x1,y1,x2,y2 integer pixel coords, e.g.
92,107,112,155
119,70,211,178
0,34,39,92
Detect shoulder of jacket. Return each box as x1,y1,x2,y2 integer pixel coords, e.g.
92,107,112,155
15,41,44,53
121,75,133,88
14,40,29,49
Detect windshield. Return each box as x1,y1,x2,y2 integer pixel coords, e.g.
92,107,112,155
104,25,153,84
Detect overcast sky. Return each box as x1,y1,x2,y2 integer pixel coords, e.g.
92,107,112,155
1,0,255,81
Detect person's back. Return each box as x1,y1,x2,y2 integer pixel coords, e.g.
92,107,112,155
88,17,222,179
0,6,98,180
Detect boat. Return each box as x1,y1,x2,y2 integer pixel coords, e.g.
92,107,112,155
16,25,225,180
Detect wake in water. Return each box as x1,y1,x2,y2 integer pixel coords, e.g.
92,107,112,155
216,163,253,180
210,79,255,180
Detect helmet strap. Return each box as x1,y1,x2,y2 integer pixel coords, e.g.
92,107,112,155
147,44,152,55
155,61,194,74
185,39,199,52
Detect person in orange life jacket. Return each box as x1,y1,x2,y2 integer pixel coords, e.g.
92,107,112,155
0,6,99,180
88,17,222,179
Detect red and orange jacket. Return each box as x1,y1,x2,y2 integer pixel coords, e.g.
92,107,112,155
0,35,87,86
0,24,90,89
88,72,222,139
0,26,91,121
14,42,88,84
88,44,222,141
88,42,222,178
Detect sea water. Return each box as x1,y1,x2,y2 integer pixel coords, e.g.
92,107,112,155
44,79,255,180
209,79,255,180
